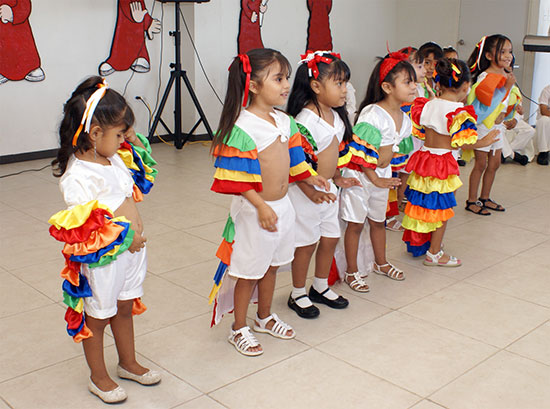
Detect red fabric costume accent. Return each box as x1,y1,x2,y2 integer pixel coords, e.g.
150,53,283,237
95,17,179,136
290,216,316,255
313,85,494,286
306,0,333,52
105,0,153,71
0,0,41,81
238,0,264,54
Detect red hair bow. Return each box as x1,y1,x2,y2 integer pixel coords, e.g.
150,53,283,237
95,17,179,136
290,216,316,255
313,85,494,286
379,51,409,85
233,54,252,107
300,50,341,79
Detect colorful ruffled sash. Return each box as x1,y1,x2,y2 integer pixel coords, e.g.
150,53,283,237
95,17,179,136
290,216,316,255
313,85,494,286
49,201,144,342
346,122,382,171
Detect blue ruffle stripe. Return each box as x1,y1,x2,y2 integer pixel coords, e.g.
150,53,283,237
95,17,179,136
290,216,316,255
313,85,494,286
213,262,228,286
62,274,92,298
67,314,85,337
405,187,457,210
129,145,154,195
289,145,307,168
405,240,431,257
214,156,261,175
69,221,130,264
391,155,408,166
348,141,379,159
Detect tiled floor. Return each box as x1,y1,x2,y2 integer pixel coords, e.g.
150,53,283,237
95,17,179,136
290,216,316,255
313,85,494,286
1,142,549,409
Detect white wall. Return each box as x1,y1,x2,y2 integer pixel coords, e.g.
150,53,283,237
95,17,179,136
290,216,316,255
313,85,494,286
530,0,550,121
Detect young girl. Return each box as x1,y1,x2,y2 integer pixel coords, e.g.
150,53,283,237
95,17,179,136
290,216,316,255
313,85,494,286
48,77,159,403
401,59,498,263
286,51,361,316
208,48,327,356
340,51,416,283
465,34,516,215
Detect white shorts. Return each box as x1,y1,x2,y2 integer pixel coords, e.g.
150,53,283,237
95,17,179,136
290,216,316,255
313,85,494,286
82,247,147,319
288,180,340,247
339,167,390,223
475,123,504,153
228,195,296,280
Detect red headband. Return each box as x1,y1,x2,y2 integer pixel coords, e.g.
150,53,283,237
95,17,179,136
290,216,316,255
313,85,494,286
230,54,252,107
300,50,341,79
379,51,409,85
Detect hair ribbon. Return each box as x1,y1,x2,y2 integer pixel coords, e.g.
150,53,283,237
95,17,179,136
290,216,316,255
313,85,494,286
470,36,487,72
233,54,252,107
72,79,109,147
299,50,340,79
379,51,409,85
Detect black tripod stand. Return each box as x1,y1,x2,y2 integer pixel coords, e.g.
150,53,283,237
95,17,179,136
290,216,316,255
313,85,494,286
148,1,214,149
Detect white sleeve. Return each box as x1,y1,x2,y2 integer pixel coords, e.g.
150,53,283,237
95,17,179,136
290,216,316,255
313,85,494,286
60,173,101,209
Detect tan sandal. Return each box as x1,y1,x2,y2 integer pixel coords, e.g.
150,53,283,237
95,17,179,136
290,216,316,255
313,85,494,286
423,250,461,267
385,216,404,232
373,262,405,281
344,271,370,292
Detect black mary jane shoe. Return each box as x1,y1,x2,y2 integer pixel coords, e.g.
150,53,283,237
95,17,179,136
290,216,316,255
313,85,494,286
288,294,320,319
308,286,349,309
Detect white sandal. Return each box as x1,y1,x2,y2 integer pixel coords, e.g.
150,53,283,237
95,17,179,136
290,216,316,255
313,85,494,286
344,271,370,292
385,216,404,232
373,262,405,281
228,326,263,356
423,250,461,267
253,313,295,340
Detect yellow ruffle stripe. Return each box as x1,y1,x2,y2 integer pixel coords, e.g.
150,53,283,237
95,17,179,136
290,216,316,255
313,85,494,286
407,173,463,194
402,215,443,233
49,201,112,230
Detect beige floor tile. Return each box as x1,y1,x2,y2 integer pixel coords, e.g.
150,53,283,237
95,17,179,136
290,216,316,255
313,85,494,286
10,259,65,302
1,182,64,211
0,304,83,383
0,230,61,270
401,282,550,348
514,239,550,268
431,351,550,409
134,274,211,336
134,314,309,393
183,220,227,245
144,201,228,230
409,400,446,409
0,346,200,409
139,214,178,237
489,193,550,234
317,311,497,396
337,262,457,310
0,208,47,239
210,349,419,409
146,231,218,274
173,395,226,409
449,220,547,256
466,256,550,307
0,398,10,409
506,321,550,365
264,285,391,346
161,259,223,298
0,271,54,318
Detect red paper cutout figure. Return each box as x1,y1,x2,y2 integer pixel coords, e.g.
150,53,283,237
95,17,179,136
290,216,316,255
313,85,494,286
306,0,333,52
238,0,268,54
99,0,161,76
0,0,44,85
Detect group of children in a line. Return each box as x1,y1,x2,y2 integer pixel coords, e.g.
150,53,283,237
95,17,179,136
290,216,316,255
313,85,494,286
48,34,519,403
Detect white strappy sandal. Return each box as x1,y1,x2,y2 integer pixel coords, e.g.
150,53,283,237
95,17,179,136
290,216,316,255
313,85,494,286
253,313,296,340
344,271,370,292
373,262,405,281
423,250,461,267
228,326,263,356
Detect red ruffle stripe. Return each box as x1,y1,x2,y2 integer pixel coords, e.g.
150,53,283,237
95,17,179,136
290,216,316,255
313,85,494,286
402,229,431,246
49,208,111,244
411,97,429,126
211,180,262,195
405,150,459,179
445,105,477,130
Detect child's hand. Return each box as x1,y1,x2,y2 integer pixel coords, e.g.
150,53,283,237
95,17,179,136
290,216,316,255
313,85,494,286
129,233,147,253
334,176,362,189
373,176,401,189
124,127,138,144
495,112,506,124
257,203,278,232
480,129,500,147
424,78,436,99
504,118,518,130
310,191,337,204
505,72,516,90
305,175,330,191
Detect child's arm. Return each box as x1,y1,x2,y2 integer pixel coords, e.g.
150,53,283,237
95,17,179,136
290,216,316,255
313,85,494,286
124,126,146,149
462,129,500,149
296,181,336,204
362,167,401,189
241,189,278,232
333,169,362,188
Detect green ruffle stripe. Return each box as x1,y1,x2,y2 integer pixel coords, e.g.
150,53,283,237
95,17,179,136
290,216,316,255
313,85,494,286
221,215,235,243
63,292,80,309
397,135,414,154
224,126,257,152
353,122,382,149
89,228,136,268
134,133,158,178
297,123,318,151
289,116,299,136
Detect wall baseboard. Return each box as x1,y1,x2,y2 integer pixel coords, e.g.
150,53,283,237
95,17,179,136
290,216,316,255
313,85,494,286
0,134,211,164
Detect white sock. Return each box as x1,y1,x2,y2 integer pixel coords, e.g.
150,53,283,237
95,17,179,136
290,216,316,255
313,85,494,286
313,277,338,300
291,287,313,308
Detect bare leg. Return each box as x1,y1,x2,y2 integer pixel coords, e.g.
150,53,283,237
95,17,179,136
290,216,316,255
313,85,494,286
468,150,488,211
291,243,317,288
314,237,338,279
83,316,118,391
480,148,502,202
428,221,453,263
233,277,261,353
344,221,363,273
257,266,293,337
369,218,387,265
397,173,409,205
110,299,148,375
